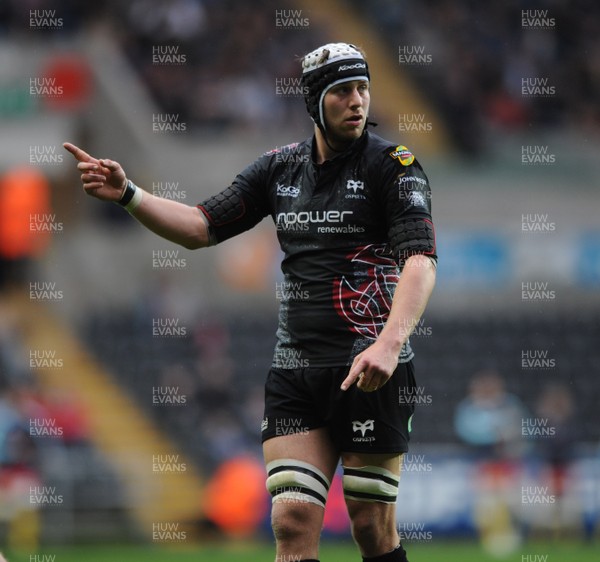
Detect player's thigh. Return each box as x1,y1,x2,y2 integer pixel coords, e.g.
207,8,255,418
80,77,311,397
263,429,338,507
341,452,404,522
342,451,403,474
263,426,339,479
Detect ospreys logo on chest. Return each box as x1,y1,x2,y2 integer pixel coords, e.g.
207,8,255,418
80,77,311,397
345,179,366,200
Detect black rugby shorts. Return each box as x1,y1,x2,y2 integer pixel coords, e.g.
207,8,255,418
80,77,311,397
261,362,416,453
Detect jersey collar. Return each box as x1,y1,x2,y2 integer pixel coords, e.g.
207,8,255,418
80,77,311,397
310,130,368,166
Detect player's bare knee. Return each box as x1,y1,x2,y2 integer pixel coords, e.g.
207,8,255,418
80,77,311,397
351,509,379,544
271,511,302,543
352,505,395,542
271,503,316,543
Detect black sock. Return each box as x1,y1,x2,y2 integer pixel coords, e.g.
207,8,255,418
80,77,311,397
362,543,408,562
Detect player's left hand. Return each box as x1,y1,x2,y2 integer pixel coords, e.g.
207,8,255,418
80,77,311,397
341,341,399,392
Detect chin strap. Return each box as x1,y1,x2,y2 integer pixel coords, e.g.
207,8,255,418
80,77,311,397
318,123,345,154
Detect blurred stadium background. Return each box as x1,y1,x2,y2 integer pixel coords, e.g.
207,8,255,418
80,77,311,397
0,0,599,560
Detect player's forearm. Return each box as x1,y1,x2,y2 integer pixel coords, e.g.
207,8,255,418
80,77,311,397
378,254,437,354
127,189,210,249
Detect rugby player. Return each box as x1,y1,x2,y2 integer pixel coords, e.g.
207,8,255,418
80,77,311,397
64,42,437,562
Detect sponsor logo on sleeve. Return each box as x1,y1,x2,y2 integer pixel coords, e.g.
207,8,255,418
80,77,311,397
389,145,415,166
408,191,427,207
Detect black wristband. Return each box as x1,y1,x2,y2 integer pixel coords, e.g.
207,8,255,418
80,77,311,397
118,180,136,207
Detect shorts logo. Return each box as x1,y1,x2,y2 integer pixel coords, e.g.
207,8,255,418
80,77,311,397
352,419,375,437
276,183,301,197
346,179,364,194
390,145,415,166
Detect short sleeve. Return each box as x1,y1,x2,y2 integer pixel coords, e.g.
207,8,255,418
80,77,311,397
197,156,271,244
373,145,437,265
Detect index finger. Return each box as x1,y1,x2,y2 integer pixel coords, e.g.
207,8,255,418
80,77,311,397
341,357,366,391
63,142,96,163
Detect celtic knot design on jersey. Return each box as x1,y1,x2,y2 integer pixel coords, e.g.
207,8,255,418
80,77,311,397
333,244,399,340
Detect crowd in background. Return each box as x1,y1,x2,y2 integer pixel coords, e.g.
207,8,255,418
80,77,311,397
349,0,600,155
0,304,93,549
120,0,600,149
115,0,328,135
3,0,597,152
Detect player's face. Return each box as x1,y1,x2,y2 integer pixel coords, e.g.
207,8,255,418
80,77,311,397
322,80,370,147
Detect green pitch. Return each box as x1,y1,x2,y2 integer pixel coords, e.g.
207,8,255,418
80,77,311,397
5,540,598,561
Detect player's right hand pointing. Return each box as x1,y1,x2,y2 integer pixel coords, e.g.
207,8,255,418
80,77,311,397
63,142,127,203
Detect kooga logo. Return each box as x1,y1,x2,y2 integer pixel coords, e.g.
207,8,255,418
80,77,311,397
338,63,366,71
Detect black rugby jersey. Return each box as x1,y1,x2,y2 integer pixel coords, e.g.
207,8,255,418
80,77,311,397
198,131,436,368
